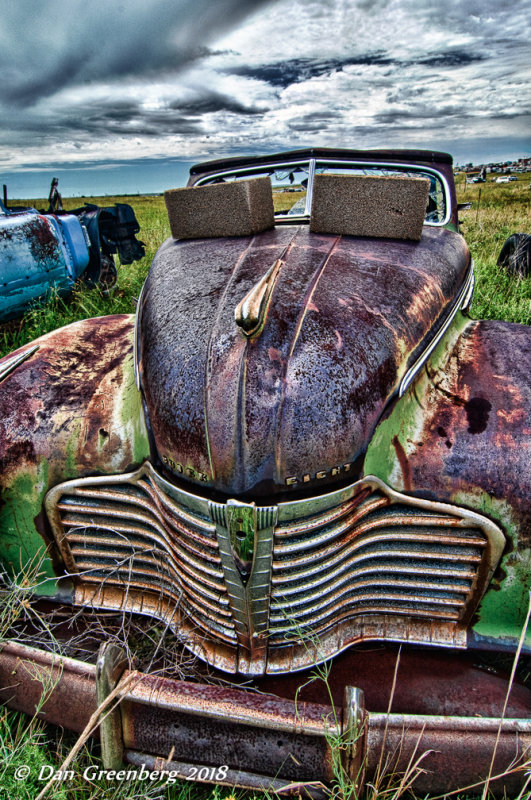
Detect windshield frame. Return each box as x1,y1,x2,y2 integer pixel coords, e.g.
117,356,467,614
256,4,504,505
194,156,452,228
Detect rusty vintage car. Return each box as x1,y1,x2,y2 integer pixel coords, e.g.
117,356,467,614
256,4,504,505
0,148,529,795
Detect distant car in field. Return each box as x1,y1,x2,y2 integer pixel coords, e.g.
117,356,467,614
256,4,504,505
0,148,529,796
496,176,511,183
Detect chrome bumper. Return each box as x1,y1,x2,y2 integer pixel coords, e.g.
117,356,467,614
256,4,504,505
0,640,529,796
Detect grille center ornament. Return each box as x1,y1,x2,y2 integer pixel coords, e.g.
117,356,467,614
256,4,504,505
225,499,258,582
209,499,277,675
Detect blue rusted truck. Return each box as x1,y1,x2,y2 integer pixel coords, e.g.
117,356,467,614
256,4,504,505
0,183,144,323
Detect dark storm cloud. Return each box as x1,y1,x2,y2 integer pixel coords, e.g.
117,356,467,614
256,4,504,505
415,51,486,68
228,49,486,89
1,90,266,146
287,110,337,131
375,105,465,124
168,91,267,116
229,54,393,87
58,101,205,138
0,0,274,107
2,0,529,184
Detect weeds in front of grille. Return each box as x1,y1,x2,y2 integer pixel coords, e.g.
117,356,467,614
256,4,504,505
0,558,231,800
279,599,531,800
291,647,432,800
0,534,206,683
278,606,431,800
3,555,531,799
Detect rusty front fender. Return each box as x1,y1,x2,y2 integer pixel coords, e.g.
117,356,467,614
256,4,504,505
0,315,149,593
365,313,531,650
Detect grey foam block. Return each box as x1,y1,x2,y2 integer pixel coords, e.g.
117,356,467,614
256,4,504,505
310,174,431,240
165,177,274,239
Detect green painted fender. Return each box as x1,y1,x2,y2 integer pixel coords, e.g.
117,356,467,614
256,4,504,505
365,312,531,649
0,314,149,595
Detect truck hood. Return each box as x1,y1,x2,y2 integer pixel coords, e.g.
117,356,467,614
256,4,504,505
139,225,469,497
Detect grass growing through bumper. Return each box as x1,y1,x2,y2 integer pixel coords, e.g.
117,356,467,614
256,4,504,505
1,568,530,799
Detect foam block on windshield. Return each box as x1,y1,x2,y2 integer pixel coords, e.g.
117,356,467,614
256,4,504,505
310,174,430,240
165,178,274,239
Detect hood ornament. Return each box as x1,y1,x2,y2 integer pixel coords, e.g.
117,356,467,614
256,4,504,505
234,258,282,338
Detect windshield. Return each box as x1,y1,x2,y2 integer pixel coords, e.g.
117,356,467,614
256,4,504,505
196,158,449,226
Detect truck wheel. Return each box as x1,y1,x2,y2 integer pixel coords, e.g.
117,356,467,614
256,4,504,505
496,233,531,278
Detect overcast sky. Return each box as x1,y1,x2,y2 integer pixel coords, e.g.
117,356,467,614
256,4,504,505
2,0,530,196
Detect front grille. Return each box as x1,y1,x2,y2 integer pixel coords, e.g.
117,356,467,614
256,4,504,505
46,464,505,675
270,488,488,644
46,467,237,648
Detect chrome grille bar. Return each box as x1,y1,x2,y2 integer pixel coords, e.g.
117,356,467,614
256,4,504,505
46,464,238,647
268,485,494,646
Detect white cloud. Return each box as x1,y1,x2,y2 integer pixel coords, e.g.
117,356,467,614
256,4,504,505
1,0,530,185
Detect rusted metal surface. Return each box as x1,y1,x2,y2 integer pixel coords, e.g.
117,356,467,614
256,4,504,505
0,640,529,795
0,213,70,323
385,319,531,545
0,210,93,323
0,314,149,587
365,712,530,795
0,314,140,485
45,462,504,675
366,317,531,647
140,225,469,497
124,750,328,796
121,673,339,784
256,646,531,719
0,640,96,732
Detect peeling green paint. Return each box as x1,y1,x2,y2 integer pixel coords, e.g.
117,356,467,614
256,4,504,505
0,461,58,596
452,490,531,647
64,420,82,478
118,353,149,466
364,312,471,486
0,319,149,601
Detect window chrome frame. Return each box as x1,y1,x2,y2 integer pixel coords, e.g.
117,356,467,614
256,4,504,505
195,158,452,228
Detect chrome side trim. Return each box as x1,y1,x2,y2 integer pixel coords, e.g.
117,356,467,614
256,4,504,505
460,268,475,311
305,158,316,216
133,279,146,391
0,345,39,384
399,261,474,397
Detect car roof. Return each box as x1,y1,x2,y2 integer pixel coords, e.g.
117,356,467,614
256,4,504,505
189,147,454,176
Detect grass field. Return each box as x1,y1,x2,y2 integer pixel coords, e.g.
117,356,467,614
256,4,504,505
0,174,530,799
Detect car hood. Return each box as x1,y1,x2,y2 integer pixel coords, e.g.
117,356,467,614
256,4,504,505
139,225,469,497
